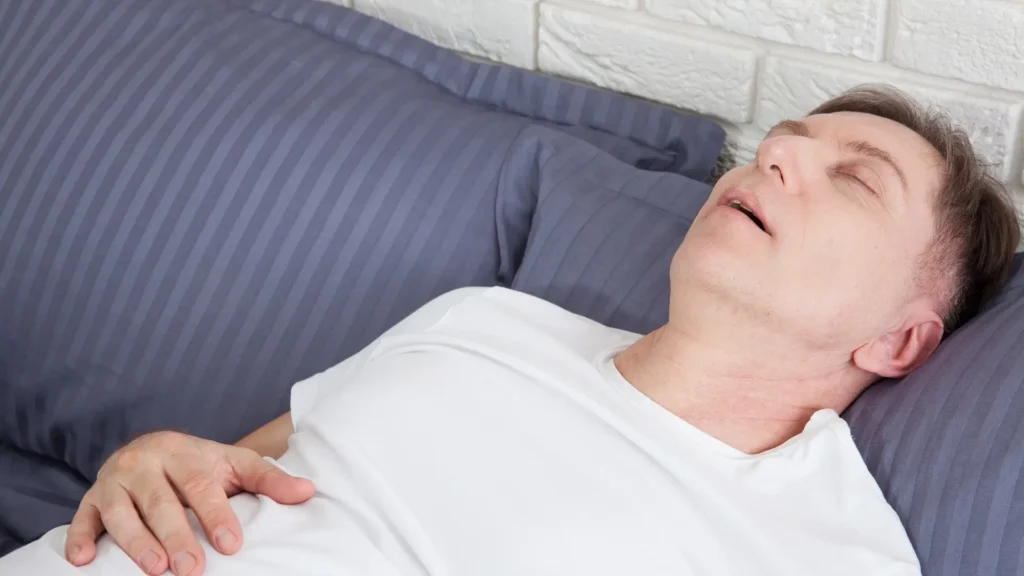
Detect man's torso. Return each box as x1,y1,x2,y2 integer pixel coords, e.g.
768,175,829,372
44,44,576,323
279,287,921,576
4,287,921,575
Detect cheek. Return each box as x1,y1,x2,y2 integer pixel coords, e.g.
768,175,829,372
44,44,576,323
776,221,905,340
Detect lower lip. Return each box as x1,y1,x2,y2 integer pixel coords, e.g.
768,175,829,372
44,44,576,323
714,204,768,235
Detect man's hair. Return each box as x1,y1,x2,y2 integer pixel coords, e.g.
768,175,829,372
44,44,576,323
809,86,1020,335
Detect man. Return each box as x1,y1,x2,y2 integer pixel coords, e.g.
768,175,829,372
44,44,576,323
2,87,1019,576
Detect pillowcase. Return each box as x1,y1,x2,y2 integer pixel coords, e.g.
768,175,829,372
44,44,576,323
511,162,1024,576
0,0,725,549
508,126,712,333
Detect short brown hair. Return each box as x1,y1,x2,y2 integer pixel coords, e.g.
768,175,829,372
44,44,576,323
810,86,1021,335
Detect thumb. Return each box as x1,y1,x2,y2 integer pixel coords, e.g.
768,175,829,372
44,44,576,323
228,450,316,504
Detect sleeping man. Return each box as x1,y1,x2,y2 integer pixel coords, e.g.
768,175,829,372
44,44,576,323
2,86,1019,576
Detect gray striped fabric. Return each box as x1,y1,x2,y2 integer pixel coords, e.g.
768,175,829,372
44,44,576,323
0,521,14,558
514,178,1024,576
0,0,725,549
510,125,713,334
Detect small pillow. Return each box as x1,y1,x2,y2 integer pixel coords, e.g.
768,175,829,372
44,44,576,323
509,128,712,333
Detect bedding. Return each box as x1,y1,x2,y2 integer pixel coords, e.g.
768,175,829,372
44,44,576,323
512,185,1024,576
0,0,725,553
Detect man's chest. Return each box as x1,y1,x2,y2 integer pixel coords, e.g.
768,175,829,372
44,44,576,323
294,349,838,576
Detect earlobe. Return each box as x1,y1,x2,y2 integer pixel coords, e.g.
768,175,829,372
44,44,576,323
853,318,944,378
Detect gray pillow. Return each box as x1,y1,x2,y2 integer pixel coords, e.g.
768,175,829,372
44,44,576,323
511,166,1024,576
0,0,725,549
509,126,713,333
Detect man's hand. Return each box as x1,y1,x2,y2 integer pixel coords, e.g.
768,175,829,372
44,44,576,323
64,430,316,576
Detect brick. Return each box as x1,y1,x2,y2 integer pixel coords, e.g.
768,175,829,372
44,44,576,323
646,0,886,61
576,0,640,9
756,57,1024,181
893,0,1024,93
352,0,536,69
538,5,758,123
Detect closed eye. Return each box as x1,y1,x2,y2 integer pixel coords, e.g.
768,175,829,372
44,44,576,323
835,166,878,196
846,173,877,195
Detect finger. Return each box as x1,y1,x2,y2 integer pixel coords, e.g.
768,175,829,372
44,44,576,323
166,458,243,555
65,499,102,566
130,471,205,576
228,450,316,504
97,485,169,576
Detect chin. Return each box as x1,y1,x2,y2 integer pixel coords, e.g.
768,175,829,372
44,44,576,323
671,232,758,297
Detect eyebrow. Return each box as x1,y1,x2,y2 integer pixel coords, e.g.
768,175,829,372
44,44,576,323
767,119,810,138
845,139,909,193
767,119,908,195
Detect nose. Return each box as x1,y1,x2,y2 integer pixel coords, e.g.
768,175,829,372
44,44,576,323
754,134,818,194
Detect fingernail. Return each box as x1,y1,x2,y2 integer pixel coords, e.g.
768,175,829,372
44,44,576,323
69,546,82,563
172,551,196,576
215,527,237,551
139,549,160,574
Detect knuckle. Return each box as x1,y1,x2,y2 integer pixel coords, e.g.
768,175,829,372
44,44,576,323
101,501,136,524
141,488,178,514
79,489,100,508
199,508,234,530
179,471,216,496
65,524,91,541
149,431,184,451
98,449,139,477
100,432,190,479
122,534,154,556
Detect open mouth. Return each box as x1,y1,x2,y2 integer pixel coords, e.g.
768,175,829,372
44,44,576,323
727,199,766,233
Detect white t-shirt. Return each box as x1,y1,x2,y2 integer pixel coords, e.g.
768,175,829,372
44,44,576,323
4,287,921,576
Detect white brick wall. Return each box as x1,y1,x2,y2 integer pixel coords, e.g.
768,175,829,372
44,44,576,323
328,0,1024,212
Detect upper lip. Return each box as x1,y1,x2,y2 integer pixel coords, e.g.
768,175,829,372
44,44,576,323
718,187,771,236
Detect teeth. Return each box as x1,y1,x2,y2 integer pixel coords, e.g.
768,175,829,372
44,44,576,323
727,198,766,232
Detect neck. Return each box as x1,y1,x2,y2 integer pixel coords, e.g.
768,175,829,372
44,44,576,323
615,321,870,454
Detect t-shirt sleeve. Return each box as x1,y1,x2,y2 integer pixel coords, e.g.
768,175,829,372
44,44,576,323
289,287,490,427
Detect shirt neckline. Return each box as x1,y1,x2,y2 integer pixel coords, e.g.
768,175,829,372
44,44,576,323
594,344,841,461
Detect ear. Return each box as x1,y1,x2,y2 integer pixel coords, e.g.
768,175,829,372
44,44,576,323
852,312,945,378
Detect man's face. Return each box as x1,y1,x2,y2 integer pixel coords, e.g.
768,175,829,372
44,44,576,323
674,111,945,353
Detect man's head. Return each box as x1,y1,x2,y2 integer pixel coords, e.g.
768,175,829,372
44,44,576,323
673,86,1020,381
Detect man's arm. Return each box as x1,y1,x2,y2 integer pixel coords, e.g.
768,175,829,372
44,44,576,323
234,412,293,459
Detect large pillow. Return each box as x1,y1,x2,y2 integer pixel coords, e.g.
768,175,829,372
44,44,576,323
0,0,724,549
510,164,1024,576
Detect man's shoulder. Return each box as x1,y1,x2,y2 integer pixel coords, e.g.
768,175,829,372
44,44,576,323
393,286,638,359
425,286,630,333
